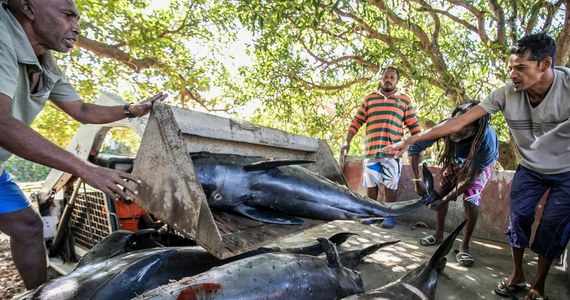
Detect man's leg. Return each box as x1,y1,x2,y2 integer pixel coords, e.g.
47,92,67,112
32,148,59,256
425,164,456,244
526,255,553,298
366,186,379,201
508,246,526,285
432,201,449,242
0,207,47,289
503,165,546,287
461,201,479,252
378,158,401,229
383,186,396,203
525,170,570,298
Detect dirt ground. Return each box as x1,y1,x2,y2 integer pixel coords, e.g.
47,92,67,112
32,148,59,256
0,238,26,300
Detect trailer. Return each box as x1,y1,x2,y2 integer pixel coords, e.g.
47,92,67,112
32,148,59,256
37,91,347,273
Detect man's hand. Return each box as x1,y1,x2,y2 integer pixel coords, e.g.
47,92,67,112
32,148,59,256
340,142,350,157
128,92,168,117
414,180,427,196
428,199,448,210
380,140,409,158
79,164,141,200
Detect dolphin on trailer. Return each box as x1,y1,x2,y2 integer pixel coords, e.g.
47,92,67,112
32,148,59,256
192,152,436,224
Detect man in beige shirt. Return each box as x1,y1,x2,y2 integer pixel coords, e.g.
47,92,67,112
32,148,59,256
0,0,167,289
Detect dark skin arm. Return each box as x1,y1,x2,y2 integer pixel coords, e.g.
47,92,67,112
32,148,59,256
409,153,427,196
429,167,483,210
53,92,167,124
381,106,488,157
0,92,167,198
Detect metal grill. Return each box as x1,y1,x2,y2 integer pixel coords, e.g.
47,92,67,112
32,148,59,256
69,183,114,251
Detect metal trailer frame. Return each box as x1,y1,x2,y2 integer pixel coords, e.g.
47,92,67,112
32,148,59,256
40,91,347,260
132,100,346,258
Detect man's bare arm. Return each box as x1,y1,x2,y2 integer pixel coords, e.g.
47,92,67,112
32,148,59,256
53,92,168,124
381,105,488,158
0,94,139,198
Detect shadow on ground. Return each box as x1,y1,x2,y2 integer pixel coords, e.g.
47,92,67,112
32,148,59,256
270,220,570,300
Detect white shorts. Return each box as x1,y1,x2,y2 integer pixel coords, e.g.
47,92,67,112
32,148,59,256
362,157,401,190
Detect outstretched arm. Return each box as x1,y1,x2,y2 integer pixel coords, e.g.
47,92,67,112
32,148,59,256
0,94,140,199
53,92,168,124
429,167,483,210
381,106,488,158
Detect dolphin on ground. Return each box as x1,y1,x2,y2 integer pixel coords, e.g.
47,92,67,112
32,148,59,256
341,219,468,300
134,237,366,300
18,231,395,300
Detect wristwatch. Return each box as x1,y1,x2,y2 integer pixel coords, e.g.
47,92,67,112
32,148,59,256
123,103,136,118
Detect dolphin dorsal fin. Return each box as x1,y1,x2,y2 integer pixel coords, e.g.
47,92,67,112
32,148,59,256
422,163,434,192
243,159,315,171
357,240,400,258
317,237,342,268
427,219,468,269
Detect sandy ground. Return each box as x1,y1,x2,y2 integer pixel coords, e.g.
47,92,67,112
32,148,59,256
271,220,570,300
0,237,26,300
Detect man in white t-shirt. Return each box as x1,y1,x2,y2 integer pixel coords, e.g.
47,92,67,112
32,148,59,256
381,33,569,300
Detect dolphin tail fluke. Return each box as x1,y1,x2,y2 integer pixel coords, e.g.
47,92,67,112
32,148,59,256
427,219,468,271
283,232,358,256
317,237,343,268
420,163,442,205
356,240,400,258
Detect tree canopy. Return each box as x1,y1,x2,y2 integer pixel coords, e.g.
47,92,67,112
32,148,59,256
32,0,570,171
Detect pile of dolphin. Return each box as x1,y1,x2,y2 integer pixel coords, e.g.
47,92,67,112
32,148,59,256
191,152,438,224
18,153,458,299
17,231,397,299
19,219,466,300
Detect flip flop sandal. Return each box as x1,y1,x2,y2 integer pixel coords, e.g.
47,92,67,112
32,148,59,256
419,235,441,246
494,281,527,297
454,250,474,267
521,291,548,300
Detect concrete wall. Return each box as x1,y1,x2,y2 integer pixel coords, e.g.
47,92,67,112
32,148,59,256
342,156,568,278
342,156,518,242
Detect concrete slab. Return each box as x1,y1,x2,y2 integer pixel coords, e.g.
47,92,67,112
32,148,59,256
270,220,570,300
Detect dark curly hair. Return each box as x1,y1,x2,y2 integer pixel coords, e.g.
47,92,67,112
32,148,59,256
510,33,556,68
438,100,490,181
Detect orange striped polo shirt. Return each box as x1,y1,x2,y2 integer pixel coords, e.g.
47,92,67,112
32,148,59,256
349,91,421,158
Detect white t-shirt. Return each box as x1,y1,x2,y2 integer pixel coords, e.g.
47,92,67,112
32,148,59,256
479,66,570,174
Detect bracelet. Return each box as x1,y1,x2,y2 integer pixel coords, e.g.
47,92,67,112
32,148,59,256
412,178,422,182
123,103,136,118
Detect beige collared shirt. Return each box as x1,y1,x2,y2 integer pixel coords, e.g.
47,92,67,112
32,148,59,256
0,4,80,165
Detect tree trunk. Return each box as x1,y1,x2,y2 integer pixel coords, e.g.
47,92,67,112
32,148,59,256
498,137,519,170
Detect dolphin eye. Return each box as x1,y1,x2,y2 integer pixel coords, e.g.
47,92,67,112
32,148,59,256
211,192,223,201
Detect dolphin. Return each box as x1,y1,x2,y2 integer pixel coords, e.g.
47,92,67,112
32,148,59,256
191,152,435,224
341,219,468,300
134,237,365,300
78,230,359,266
19,232,393,300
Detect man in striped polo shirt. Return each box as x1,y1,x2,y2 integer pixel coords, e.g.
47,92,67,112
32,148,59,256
341,67,421,229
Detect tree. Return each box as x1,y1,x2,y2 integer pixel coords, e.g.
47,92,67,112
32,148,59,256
29,0,569,171
233,0,568,169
